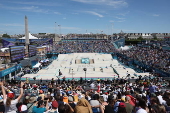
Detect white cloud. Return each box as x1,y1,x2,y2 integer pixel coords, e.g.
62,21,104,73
0,23,24,27
54,12,61,15
109,20,125,23
9,1,60,6
63,17,66,19
71,0,128,8
117,20,125,22
115,17,125,20
153,14,159,17
85,11,104,17
109,20,114,22
20,6,49,13
0,4,49,13
117,11,130,16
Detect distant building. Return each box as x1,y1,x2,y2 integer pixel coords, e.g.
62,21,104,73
164,37,170,41
124,32,170,40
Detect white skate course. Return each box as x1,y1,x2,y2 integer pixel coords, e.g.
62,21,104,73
23,53,149,80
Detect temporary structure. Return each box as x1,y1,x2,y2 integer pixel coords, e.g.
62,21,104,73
19,33,39,39
33,62,42,68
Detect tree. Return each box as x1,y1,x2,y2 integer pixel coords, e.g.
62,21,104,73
138,36,143,41
153,36,157,40
2,33,10,38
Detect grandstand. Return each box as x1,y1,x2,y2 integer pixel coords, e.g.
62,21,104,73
3,35,168,80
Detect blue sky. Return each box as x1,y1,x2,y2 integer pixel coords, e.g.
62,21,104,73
0,0,169,35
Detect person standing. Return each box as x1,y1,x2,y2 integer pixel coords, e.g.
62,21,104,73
0,81,24,113
47,101,59,113
124,96,134,113
74,98,92,113
32,100,49,113
0,96,5,113
90,94,100,113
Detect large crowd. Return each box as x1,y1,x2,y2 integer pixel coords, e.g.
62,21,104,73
0,76,170,113
54,40,116,53
118,46,170,74
1,39,169,113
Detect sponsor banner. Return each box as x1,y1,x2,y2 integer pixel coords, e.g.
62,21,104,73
0,64,21,77
2,39,15,48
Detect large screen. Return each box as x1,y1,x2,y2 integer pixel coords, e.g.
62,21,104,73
10,46,25,63
28,45,37,57
81,58,90,64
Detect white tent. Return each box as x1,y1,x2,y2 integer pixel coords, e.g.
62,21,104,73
19,33,39,39
120,46,130,50
33,62,41,68
0,48,9,52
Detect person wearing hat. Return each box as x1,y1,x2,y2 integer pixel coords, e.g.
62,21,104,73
0,81,24,113
47,101,58,113
117,102,127,113
18,105,28,113
68,96,76,110
27,96,37,113
39,90,45,100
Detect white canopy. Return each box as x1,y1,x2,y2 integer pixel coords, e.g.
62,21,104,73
120,46,130,50
19,33,39,39
40,59,49,63
0,48,9,52
33,62,41,68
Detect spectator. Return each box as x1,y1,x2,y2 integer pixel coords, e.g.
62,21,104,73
124,96,134,113
18,105,28,113
74,98,92,113
136,99,148,113
58,103,73,113
149,83,158,94
39,90,45,100
0,96,5,113
0,81,24,113
32,100,49,113
104,98,115,113
89,94,100,113
98,96,108,113
47,100,58,113
165,99,170,112
68,96,76,110
117,102,127,113
27,96,37,113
